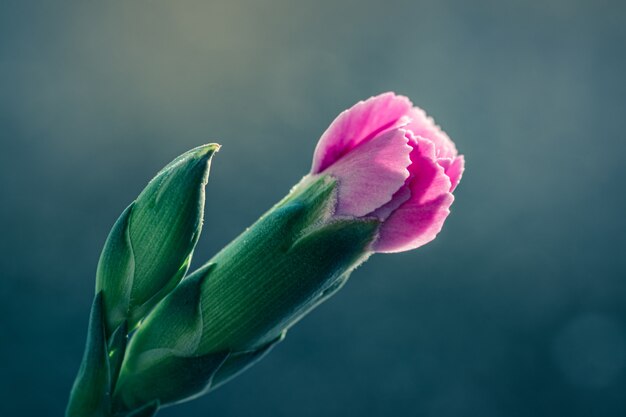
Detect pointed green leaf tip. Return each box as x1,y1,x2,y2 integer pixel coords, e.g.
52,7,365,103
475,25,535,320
96,144,219,335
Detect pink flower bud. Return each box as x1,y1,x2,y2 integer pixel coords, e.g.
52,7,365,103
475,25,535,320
311,92,465,253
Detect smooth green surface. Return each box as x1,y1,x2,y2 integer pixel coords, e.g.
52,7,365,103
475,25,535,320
198,210,378,352
95,204,135,336
114,176,380,410
96,144,218,333
116,350,229,412
209,332,286,391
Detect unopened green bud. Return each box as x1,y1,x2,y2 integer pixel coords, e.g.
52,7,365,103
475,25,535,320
96,144,219,335
113,176,380,411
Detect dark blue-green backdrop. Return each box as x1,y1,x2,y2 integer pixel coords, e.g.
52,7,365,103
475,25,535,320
1,1,625,416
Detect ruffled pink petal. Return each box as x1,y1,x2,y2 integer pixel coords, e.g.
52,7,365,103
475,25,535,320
437,157,452,171
311,93,413,173
374,138,454,253
325,129,412,217
406,107,457,160
446,155,465,192
370,185,411,221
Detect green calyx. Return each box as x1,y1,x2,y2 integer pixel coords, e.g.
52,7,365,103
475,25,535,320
113,175,381,411
96,144,219,335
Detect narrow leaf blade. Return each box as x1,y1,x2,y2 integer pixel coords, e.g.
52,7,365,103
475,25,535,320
66,292,111,417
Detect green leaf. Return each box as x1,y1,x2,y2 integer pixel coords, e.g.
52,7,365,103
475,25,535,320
123,264,214,367
107,321,128,390
96,144,219,332
195,204,380,352
66,292,111,417
113,265,223,411
114,350,229,411
96,204,135,337
273,174,338,233
210,331,286,391
121,400,159,417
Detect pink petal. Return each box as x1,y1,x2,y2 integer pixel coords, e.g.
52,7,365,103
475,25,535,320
437,157,452,171
325,129,412,217
311,93,413,173
446,155,465,192
406,107,458,160
370,185,411,221
374,138,454,253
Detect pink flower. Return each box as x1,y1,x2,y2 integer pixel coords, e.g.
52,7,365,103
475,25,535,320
311,92,464,253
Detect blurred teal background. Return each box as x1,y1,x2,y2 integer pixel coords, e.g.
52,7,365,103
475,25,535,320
1,0,625,416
